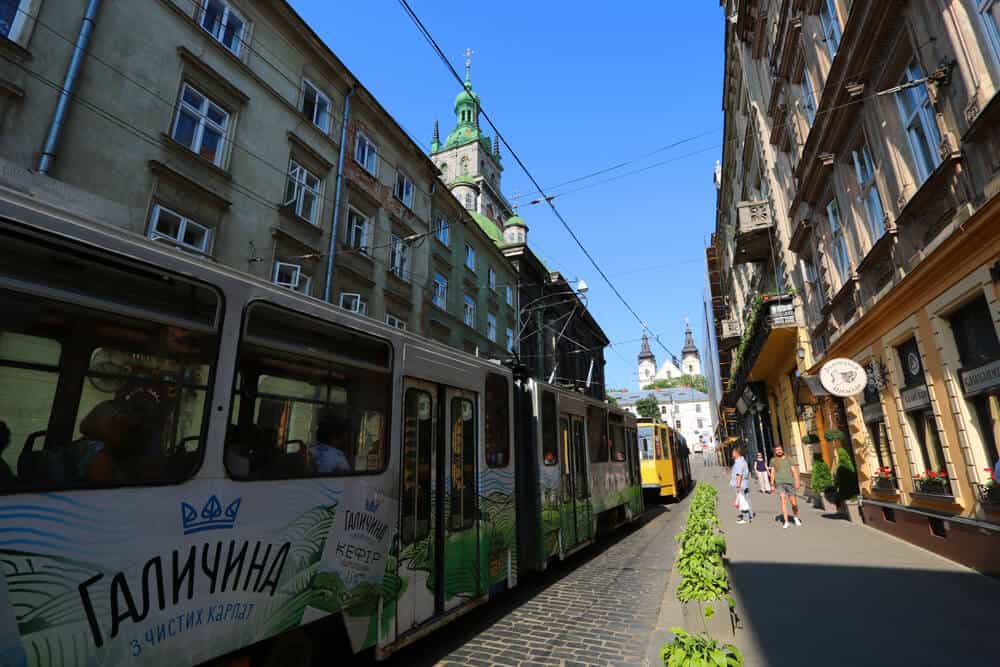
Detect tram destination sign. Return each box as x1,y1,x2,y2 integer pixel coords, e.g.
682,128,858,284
819,358,868,397
959,359,1000,398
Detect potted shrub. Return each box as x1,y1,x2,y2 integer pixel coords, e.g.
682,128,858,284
811,459,836,511
824,429,845,442
802,433,820,445
833,447,860,520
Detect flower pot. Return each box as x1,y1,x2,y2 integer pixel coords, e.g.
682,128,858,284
843,500,862,523
820,492,839,514
681,599,736,639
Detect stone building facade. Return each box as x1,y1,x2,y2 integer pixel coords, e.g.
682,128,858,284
0,0,513,359
708,0,1000,573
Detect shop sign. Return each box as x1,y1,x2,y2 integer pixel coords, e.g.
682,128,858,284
861,401,884,423
900,385,931,411
959,359,1000,398
819,358,868,397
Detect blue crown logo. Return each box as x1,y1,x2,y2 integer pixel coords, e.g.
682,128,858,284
181,495,241,535
365,493,381,513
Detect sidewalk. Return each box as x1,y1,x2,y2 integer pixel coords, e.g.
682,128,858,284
701,467,1000,666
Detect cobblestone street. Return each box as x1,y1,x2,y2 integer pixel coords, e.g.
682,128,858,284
378,495,691,667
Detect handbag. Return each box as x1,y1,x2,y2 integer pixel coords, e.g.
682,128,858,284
737,491,751,512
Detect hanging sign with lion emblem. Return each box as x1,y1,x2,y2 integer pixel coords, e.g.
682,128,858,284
819,358,868,397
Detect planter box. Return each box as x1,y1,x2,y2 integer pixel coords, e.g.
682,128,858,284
820,494,839,514
843,500,863,523
681,599,737,638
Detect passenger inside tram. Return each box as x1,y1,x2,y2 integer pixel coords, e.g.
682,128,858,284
309,417,352,474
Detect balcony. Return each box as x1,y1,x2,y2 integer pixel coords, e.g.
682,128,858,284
726,293,798,404
720,319,741,350
733,200,775,264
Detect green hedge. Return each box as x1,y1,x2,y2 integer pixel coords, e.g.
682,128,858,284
675,485,729,603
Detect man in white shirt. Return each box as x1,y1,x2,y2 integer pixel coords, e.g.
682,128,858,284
730,446,752,524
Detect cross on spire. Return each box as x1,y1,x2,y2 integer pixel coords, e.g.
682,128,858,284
464,47,474,83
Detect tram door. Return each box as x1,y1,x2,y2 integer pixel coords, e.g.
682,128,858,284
398,380,480,635
559,414,593,552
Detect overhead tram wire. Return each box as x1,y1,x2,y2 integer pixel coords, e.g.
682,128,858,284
396,0,684,363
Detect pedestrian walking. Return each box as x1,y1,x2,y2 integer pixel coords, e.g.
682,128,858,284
769,444,802,528
730,446,752,524
754,451,771,493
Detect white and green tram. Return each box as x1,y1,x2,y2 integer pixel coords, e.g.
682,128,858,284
0,197,642,666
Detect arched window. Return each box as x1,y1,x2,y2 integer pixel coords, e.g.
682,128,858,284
486,204,494,219
465,193,474,209
460,156,469,176
440,163,448,175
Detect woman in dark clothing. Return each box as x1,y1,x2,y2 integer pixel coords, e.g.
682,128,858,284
754,451,771,493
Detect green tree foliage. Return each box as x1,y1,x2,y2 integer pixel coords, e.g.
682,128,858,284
834,446,859,500
634,394,662,421
642,374,708,393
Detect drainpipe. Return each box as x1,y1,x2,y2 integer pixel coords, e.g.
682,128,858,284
37,0,103,175
324,85,356,303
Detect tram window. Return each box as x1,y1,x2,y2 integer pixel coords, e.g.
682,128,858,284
609,417,626,462
587,406,609,463
402,389,433,545
485,374,509,468
226,303,391,480
450,397,476,531
0,230,219,492
638,426,654,460
541,391,558,465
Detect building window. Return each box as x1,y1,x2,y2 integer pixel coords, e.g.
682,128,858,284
389,234,409,280
148,204,210,253
696,404,701,413
948,295,1000,473
274,262,312,295
488,267,496,291
346,208,369,254
895,60,942,184
979,0,1000,64
487,313,497,342
433,272,448,309
506,285,514,306
697,419,704,429
505,327,514,352
354,131,378,176
675,419,682,430
464,193,474,210
460,156,469,175
801,73,817,126
465,244,476,271
435,218,449,246
339,292,368,315
0,0,33,42
199,0,245,56
463,294,476,327
386,313,407,330
171,84,229,167
300,79,331,133
819,0,841,58
852,142,885,240
660,406,668,415
394,171,414,208
827,198,850,281
283,160,321,224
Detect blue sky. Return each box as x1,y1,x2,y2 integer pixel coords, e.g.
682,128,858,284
290,0,724,390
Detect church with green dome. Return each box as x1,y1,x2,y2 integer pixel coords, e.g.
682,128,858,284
429,56,527,249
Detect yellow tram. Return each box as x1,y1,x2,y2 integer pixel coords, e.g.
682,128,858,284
637,421,692,501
